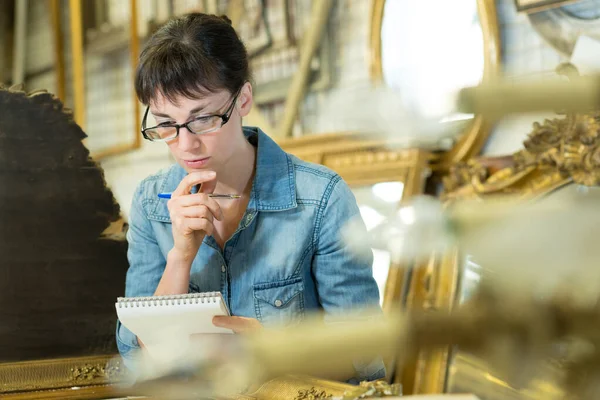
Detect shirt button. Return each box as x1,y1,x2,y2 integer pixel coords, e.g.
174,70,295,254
245,214,253,223
274,299,283,307
221,265,226,273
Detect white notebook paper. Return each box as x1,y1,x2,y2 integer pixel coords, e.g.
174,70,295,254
116,292,233,356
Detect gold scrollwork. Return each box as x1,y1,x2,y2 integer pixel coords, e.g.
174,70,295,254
443,64,600,199
295,387,332,400
442,111,600,200
339,381,402,400
294,381,401,400
70,360,122,382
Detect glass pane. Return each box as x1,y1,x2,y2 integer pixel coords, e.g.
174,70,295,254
352,182,404,305
381,0,484,124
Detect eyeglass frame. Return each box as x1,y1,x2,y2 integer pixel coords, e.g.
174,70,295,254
140,87,242,142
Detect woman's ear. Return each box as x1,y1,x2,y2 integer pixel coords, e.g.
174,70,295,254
238,82,253,118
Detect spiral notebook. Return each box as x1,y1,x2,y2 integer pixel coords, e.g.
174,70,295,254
116,292,233,353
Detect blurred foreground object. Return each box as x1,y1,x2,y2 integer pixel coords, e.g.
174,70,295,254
457,63,600,119
316,85,468,150
126,260,600,400
125,190,600,399
351,189,600,305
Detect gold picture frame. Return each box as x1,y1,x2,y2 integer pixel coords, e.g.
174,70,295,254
66,0,142,161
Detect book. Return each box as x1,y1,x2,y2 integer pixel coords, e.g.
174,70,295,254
116,292,233,356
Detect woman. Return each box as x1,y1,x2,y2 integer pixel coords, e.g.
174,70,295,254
116,13,384,382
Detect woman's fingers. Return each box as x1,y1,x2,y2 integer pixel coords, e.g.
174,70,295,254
173,216,214,236
172,171,217,196
169,193,223,221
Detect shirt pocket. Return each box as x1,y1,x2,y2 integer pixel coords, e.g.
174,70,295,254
253,276,304,327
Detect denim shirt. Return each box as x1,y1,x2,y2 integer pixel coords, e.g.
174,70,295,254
116,127,385,381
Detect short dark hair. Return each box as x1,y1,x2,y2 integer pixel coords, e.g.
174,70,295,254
135,13,250,105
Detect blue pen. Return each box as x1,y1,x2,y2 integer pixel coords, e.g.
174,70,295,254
158,193,241,199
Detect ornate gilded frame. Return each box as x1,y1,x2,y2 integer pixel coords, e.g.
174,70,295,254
407,107,600,395
1,371,355,400
0,356,123,399
278,132,432,312
369,0,501,169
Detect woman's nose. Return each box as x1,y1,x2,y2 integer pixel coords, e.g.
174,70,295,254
177,127,201,151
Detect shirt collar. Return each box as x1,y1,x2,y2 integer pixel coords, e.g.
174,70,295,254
245,126,297,212
149,127,296,221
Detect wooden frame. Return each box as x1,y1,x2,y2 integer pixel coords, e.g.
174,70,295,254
49,0,65,102
369,0,501,170
527,4,600,57
68,0,142,161
250,3,334,108
1,370,355,400
0,356,122,399
514,0,577,13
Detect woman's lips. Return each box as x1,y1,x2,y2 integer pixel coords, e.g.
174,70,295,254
183,157,210,168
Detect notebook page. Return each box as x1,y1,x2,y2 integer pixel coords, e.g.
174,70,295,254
116,294,233,357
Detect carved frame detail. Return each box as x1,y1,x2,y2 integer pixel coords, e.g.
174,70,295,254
410,107,600,395
0,356,124,398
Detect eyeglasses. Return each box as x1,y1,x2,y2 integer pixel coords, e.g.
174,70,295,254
141,88,241,142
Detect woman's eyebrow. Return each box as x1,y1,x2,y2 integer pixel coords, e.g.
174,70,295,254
188,105,207,116
151,111,172,118
151,105,208,119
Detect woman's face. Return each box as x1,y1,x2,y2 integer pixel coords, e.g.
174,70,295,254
148,82,253,174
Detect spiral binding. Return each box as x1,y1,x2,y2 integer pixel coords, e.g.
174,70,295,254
116,291,221,308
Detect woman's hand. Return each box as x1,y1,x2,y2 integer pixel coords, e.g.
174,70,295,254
213,316,263,334
168,171,223,262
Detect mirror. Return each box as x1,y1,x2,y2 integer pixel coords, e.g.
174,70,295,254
370,0,500,162
352,182,405,306
445,183,600,400
381,0,483,124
